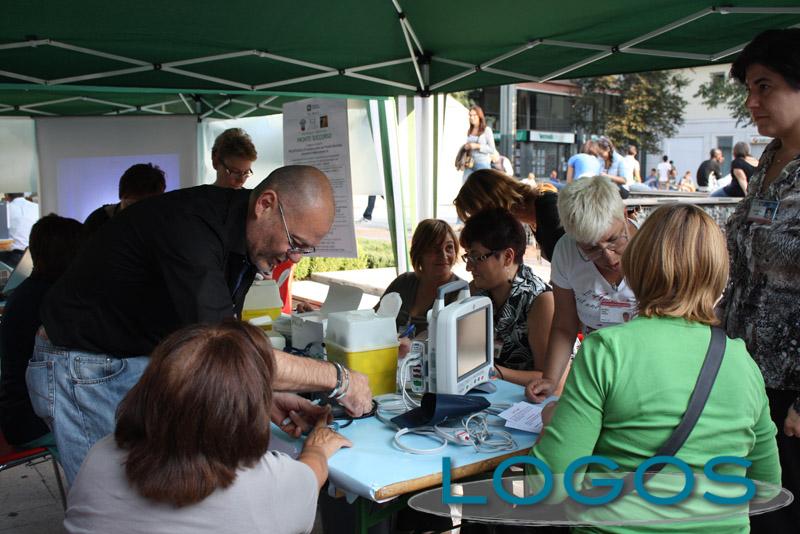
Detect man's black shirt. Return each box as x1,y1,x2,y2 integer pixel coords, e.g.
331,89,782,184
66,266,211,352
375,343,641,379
41,186,256,357
696,159,721,188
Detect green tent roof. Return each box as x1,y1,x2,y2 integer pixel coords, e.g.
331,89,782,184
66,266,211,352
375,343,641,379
1,0,798,117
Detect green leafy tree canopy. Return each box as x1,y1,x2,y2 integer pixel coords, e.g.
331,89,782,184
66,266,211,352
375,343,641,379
572,71,688,153
695,73,751,127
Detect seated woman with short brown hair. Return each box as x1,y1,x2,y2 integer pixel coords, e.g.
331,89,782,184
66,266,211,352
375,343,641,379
65,321,350,534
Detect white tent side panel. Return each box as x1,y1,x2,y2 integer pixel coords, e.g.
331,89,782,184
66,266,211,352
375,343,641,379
36,115,197,222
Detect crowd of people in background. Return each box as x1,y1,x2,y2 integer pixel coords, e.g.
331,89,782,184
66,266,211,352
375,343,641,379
0,27,798,534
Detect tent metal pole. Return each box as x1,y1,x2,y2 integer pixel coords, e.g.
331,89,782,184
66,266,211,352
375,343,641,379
539,51,613,83
256,51,336,73
254,71,339,90
17,107,57,116
399,25,424,91
163,50,259,68
80,96,136,111
377,98,407,273
236,106,259,118
200,97,233,119
431,57,472,68
619,8,714,50
49,41,150,65
344,72,416,92
623,48,712,61
0,70,45,84
482,67,540,82
719,7,800,15
0,39,50,50
432,93,441,219
48,66,152,86
347,58,413,73
21,96,82,108
430,69,474,92
178,93,194,114
162,67,253,90
416,60,434,221
540,39,611,52
400,19,424,57
391,0,425,91
480,40,542,70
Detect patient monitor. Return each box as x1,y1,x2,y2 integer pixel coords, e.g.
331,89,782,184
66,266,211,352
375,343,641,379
413,280,494,395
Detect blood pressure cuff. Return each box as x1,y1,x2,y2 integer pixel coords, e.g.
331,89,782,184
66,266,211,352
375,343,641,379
391,393,490,429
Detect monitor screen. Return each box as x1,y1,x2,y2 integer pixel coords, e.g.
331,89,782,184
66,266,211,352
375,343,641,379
456,307,489,380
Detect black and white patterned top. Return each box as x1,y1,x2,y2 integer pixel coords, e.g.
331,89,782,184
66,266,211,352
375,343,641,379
723,139,800,391
475,264,551,370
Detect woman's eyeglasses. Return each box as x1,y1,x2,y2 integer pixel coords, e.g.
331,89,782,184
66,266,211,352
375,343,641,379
223,161,254,179
461,250,500,265
576,222,629,262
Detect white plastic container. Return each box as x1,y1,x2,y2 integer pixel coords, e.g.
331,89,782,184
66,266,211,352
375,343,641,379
243,280,283,321
249,315,273,331
291,312,327,350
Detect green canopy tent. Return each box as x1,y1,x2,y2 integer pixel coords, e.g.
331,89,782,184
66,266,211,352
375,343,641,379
2,0,799,266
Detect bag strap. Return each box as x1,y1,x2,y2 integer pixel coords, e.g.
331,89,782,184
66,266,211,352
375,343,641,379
653,326,726,459
581,326,726,499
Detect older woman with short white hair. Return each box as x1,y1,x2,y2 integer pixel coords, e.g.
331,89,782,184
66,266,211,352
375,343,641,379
527,176,638,401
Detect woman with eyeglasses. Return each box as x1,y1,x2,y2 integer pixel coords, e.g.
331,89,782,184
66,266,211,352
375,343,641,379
211,128,257,189
459,208,554,385
454,168,563,262
527,176,638,402
377,219,462,337
527,205,780,533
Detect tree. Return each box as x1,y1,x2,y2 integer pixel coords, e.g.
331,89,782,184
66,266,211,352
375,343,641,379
695,73,751,126
572,71,689,153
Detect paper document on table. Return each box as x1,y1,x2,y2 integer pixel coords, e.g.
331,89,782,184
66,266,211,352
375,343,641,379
498,397,559,433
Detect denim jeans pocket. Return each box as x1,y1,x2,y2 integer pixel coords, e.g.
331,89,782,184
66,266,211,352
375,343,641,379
70,355,127,384
26,360,55,425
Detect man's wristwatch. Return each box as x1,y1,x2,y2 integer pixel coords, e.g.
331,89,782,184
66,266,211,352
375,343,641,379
792,396,800,415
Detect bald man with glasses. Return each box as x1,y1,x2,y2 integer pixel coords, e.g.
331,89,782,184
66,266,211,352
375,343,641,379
31,165,372,484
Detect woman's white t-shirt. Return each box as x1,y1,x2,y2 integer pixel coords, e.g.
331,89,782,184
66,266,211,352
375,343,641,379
550,232,637,332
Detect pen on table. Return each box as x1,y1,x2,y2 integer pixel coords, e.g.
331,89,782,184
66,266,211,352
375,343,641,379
281,398,321,426
400,324,415,339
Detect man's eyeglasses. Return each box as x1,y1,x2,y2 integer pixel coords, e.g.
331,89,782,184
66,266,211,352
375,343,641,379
461,250,500,265
222,161,253,179
576,222,629,262
278,201,315,262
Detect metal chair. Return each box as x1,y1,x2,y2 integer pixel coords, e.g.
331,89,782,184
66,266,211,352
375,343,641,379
0,433,66,509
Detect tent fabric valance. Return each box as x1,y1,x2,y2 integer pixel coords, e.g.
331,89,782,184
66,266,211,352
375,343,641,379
2,1,799,118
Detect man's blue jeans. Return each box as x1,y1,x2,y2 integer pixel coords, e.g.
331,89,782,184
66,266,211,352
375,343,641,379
26,331,149,484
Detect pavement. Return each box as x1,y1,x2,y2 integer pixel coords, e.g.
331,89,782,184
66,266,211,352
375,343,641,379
0,460,65,533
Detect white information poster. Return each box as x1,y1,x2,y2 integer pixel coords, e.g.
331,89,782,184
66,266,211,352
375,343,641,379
283,98,357,258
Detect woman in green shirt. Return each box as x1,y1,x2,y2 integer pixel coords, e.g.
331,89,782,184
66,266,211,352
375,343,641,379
529,204,781,533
